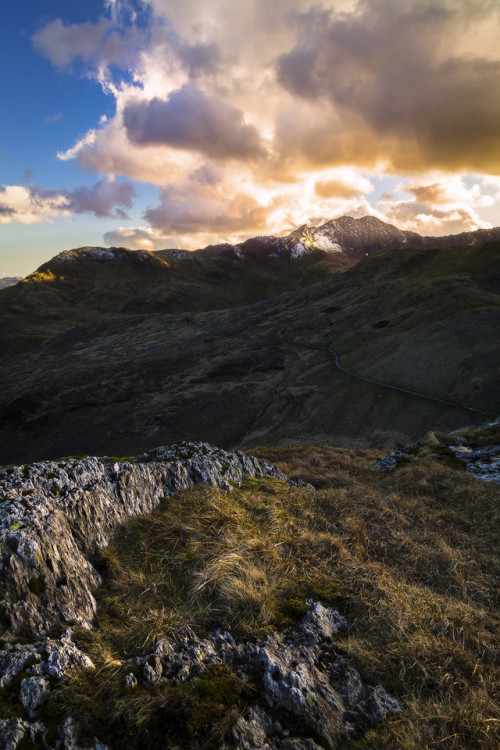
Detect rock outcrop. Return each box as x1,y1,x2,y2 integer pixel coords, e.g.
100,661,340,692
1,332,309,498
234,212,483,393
0,442,310,640
0,603,399,750
134,600,399,749
449,442,500,484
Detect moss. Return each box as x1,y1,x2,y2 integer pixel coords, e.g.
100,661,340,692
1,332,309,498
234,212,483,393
160,665,245,743
28,577,46,596
8,522,20,531
278,597,309,622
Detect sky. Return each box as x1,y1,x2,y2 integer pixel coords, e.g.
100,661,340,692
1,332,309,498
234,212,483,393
1,0,500,277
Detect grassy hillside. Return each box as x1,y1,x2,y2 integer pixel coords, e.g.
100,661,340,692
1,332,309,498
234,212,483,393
29,431,499,749
0,244,348,362
0,241,498,464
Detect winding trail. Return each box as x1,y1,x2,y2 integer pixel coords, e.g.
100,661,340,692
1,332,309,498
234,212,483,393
186,316,497,417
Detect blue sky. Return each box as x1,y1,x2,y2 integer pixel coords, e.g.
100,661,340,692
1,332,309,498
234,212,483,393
2,0,500,276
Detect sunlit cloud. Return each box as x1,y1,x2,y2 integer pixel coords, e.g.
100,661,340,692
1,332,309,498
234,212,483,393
30,0,500,246
0,180,135,224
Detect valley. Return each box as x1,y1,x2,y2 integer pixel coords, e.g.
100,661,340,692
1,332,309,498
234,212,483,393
0,218,498,464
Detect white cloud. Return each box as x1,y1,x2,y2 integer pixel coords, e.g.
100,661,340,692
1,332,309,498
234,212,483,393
381,174,496,235
0,180,135,224
30,0,500,245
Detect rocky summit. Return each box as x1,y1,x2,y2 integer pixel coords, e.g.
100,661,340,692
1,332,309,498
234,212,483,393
0,443,401,750
0,442,308,640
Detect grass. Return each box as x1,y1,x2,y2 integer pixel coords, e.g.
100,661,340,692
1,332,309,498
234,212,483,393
44,440,499,749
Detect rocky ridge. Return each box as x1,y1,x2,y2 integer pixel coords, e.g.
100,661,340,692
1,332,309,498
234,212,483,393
0,444,402,750
135,601,400,750
0,442,310,641
374,418,500,482
0,603,400,750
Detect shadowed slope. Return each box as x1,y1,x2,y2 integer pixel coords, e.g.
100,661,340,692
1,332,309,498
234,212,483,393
0,240,498,464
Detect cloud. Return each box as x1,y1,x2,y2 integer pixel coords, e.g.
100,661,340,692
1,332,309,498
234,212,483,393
43,113,64,126
103,225,172,250
123,85,266,161
178,42,222,79
30,0,500,246
0,180,135,224
0,185,69,225
276,0,500,174
32,17,146,72
381,174,496,235
145,185,268,235
64,179,135,217
314,170,374,200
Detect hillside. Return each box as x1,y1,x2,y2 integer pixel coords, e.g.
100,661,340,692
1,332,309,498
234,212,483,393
0,227,499,464
0,426,498,749
2,215,500,363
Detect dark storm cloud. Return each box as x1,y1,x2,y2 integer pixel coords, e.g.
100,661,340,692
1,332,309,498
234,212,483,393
123,84,266,161
276,0,500,172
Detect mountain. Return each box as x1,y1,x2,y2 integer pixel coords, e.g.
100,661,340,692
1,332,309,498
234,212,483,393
2,216,500,364
0,217,499,464
1,218,499,749
0,275,22,290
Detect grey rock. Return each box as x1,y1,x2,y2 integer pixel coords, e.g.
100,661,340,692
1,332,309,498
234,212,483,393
230,706,276,749
0,630,93,694
138,601,399,749
0,442,306,639
50,716,109,750
124,672,138,689
449,443,500,484
0,718,47,749
19,675,51,719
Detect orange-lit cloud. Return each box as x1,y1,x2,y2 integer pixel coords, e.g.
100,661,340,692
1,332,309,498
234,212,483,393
30,0,500,246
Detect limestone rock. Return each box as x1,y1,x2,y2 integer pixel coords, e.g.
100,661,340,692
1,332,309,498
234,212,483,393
0,629,93,691
137,601,400,748
0,718,47,749
0,443,307,639
19,675,51,719
449,443,500,484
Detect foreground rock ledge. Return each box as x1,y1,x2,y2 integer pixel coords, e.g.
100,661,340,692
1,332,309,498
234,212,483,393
0,602,400,750
0,442,311,640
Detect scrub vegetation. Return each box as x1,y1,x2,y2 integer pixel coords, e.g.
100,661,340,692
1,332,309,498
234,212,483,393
43,435,499,749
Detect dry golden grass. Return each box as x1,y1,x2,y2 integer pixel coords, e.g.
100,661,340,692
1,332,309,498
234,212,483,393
46,442,499,749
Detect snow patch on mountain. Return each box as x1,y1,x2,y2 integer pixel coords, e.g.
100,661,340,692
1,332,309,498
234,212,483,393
290,241,308,258
311,230,343,253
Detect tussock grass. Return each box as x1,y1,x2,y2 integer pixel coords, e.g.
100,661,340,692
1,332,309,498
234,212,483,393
48,443,499,749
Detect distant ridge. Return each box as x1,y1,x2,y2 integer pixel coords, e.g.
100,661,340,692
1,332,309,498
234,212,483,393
0,276,22,290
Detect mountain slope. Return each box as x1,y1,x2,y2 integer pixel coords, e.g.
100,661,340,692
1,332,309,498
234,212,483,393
3,215,500,363
0,236,498,464
0,276,22,290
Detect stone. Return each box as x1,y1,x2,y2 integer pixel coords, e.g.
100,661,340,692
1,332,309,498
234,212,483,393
0,443,308,640
136,601,399,748
0,718,47,750
0,631,94,697
19,675,51,719
124,672,138,689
